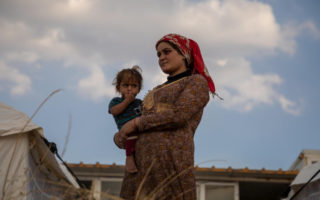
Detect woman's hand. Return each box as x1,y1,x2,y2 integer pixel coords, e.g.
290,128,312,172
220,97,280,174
113,117,140,149
119,117,140,140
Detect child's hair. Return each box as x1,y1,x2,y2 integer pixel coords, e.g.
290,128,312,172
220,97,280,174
113,65,143,93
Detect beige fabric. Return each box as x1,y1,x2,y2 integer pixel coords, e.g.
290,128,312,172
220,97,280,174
0,102,43,137
0,134,29,200
291,162,320,186
0,102,78,200
285,162,320,200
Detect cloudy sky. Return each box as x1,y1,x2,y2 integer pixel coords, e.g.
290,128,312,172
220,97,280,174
1,0,319,170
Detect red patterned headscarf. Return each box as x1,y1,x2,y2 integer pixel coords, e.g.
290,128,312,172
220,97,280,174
156,33,217,96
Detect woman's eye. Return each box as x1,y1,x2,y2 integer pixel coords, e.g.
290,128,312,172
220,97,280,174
157,52,161,57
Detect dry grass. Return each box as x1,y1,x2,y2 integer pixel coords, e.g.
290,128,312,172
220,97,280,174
135,161,197,200
61,114,72,158
1,89,202,200
1,89,96,200
2,89,62,199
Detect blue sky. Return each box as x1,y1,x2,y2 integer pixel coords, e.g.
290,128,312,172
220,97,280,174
1,0,319,170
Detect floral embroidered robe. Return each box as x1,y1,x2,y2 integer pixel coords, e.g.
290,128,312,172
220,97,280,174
118,74,209,200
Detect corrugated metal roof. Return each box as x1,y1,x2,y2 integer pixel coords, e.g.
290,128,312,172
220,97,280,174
68,162,298,175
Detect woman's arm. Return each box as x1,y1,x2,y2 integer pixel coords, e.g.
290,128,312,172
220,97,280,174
138,75,209,132
114,117,140,146
116,75,209,139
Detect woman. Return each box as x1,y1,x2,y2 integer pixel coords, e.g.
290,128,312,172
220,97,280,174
114,33,216,200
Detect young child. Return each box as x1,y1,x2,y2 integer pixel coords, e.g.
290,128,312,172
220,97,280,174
108,65,143,173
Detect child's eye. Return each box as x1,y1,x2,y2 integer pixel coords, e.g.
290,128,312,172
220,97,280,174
132,84,137,88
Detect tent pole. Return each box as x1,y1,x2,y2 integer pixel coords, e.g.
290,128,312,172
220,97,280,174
42,137,85,189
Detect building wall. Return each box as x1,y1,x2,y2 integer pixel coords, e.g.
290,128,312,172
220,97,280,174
69,163,297,200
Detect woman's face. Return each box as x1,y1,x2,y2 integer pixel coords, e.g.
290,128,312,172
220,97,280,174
156,42,187,76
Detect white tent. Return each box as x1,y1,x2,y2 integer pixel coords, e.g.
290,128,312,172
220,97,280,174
284,162,320,200
0,102,79,200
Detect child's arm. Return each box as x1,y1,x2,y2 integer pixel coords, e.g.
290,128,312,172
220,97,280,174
109,95,135,116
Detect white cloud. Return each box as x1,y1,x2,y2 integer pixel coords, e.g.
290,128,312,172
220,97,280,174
300,21,320,39
0,0,294,62
175,0,283,54
145,68,167,89
276,20,320,55
67,0,92,12
0,0,311,114
217,59,228,67
210,57,301,115
277,23,298,55
278,95,302,116
0,62,31,96
77,66,114,101
6,51,39,63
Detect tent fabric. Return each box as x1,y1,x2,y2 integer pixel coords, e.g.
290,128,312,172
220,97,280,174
0,133,29,199
0,102,80,200
284,162,320,200
27,132,74,200
291,162,320,186
0,102,43,137
288,179,320,200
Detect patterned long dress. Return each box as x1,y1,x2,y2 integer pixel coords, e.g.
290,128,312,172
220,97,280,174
119,74,209,200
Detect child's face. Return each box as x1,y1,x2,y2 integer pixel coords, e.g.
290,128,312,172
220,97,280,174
119,79,140,98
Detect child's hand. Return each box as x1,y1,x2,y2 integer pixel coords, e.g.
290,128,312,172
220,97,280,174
124,93,135,103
